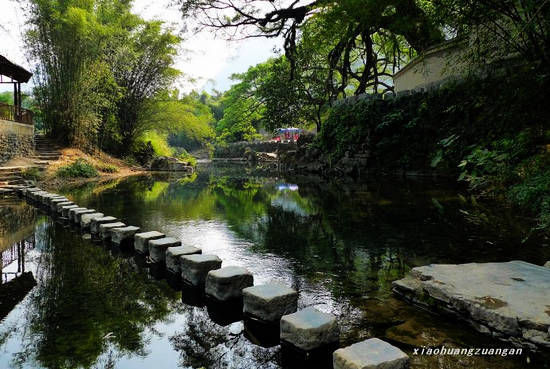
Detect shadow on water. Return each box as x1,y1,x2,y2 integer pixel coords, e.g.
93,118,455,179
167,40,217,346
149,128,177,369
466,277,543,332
0,164,548,368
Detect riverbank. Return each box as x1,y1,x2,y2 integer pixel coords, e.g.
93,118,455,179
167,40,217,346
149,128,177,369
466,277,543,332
32,147,145,190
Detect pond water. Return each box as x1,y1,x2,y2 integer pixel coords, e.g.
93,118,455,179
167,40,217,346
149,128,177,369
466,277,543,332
0,164,549,369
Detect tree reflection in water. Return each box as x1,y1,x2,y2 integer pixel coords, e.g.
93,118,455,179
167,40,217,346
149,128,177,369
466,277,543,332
10,220,178,369
1,165,547,369
170,305,279,369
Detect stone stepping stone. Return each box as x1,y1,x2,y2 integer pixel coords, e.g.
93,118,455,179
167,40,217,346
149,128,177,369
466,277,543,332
73,209,96,224
333,338,409,369
50,197,69,210
24,188,41,196
134,231,165,254
280,307,339,351
45,195,64,206
90,216,117,234
149,237,181,263
68,207,87,222
166,245,201,274
61,204,79,218
205,266,253,302
39,194,56,204
80,212,104,229
181,254,222,288
111,226,141,246
36,192,50,201
243,282,298,323
47,196,67,206
30,191,45,201
99,222,126,240
55,201,74,212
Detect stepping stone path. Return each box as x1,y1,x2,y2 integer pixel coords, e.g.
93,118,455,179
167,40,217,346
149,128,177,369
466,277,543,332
181,254,222,287
90,216,117,234
243,282,298,322
205,266,253,301
280,307,339,351
149,237,181,263
14,185,412,363
111,226,140,246
134,231,165,254
333,338,409,369
99,222,126,240
166,245,201,274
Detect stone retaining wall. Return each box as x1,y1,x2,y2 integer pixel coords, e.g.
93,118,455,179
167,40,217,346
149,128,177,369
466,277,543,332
0,119,34,164
214,141,296,159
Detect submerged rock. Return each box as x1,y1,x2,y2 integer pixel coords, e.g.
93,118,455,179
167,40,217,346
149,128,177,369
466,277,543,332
392,260,550,349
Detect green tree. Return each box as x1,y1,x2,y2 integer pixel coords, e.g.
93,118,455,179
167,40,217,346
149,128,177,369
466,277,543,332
26,0,123,147
177,0,442,95
110,21,181,153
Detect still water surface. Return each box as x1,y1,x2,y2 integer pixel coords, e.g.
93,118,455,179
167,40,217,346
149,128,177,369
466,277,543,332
0,164,549,369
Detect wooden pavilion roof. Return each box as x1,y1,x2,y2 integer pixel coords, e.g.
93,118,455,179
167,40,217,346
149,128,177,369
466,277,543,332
0,55,32,83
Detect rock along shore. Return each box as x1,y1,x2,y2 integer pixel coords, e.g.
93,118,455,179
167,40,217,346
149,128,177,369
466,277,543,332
392,260,550,350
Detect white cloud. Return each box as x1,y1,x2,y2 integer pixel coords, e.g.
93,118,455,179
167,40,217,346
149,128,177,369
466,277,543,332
0,0,280,94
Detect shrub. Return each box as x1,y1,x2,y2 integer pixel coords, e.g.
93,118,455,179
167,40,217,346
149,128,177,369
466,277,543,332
177,150,197,167
57,159,99,178
22,167,43,180
95,163,119,173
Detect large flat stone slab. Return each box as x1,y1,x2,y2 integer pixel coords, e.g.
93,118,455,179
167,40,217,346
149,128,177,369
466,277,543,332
392,260,550,349
80,212,104,229
110,226,140,246
333,338,409,369
99,222,126,240
90,216,117,234
280,307,339,351
181,254,222,287
166,245,201,273
149,237,181,263
134,231,165,254
205,266,253,301
243,282,298,322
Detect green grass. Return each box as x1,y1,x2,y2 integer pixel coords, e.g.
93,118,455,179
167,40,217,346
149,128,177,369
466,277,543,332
57,159,99,178
95,163,119,173
21,167,43,181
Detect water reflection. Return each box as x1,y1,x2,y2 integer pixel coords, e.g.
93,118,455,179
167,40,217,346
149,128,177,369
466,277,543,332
0,165,547,368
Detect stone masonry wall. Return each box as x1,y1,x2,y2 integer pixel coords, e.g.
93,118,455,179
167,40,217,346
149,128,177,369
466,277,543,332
214,141,296,158
0,119,34,164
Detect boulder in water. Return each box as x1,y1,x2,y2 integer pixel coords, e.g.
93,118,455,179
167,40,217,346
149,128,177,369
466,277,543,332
149,156,193,172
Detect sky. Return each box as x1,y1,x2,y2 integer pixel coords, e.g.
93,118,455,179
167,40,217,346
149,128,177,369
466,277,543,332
0,0,281,94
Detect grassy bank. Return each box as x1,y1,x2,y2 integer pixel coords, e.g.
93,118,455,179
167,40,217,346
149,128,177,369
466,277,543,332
31,148,145,190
